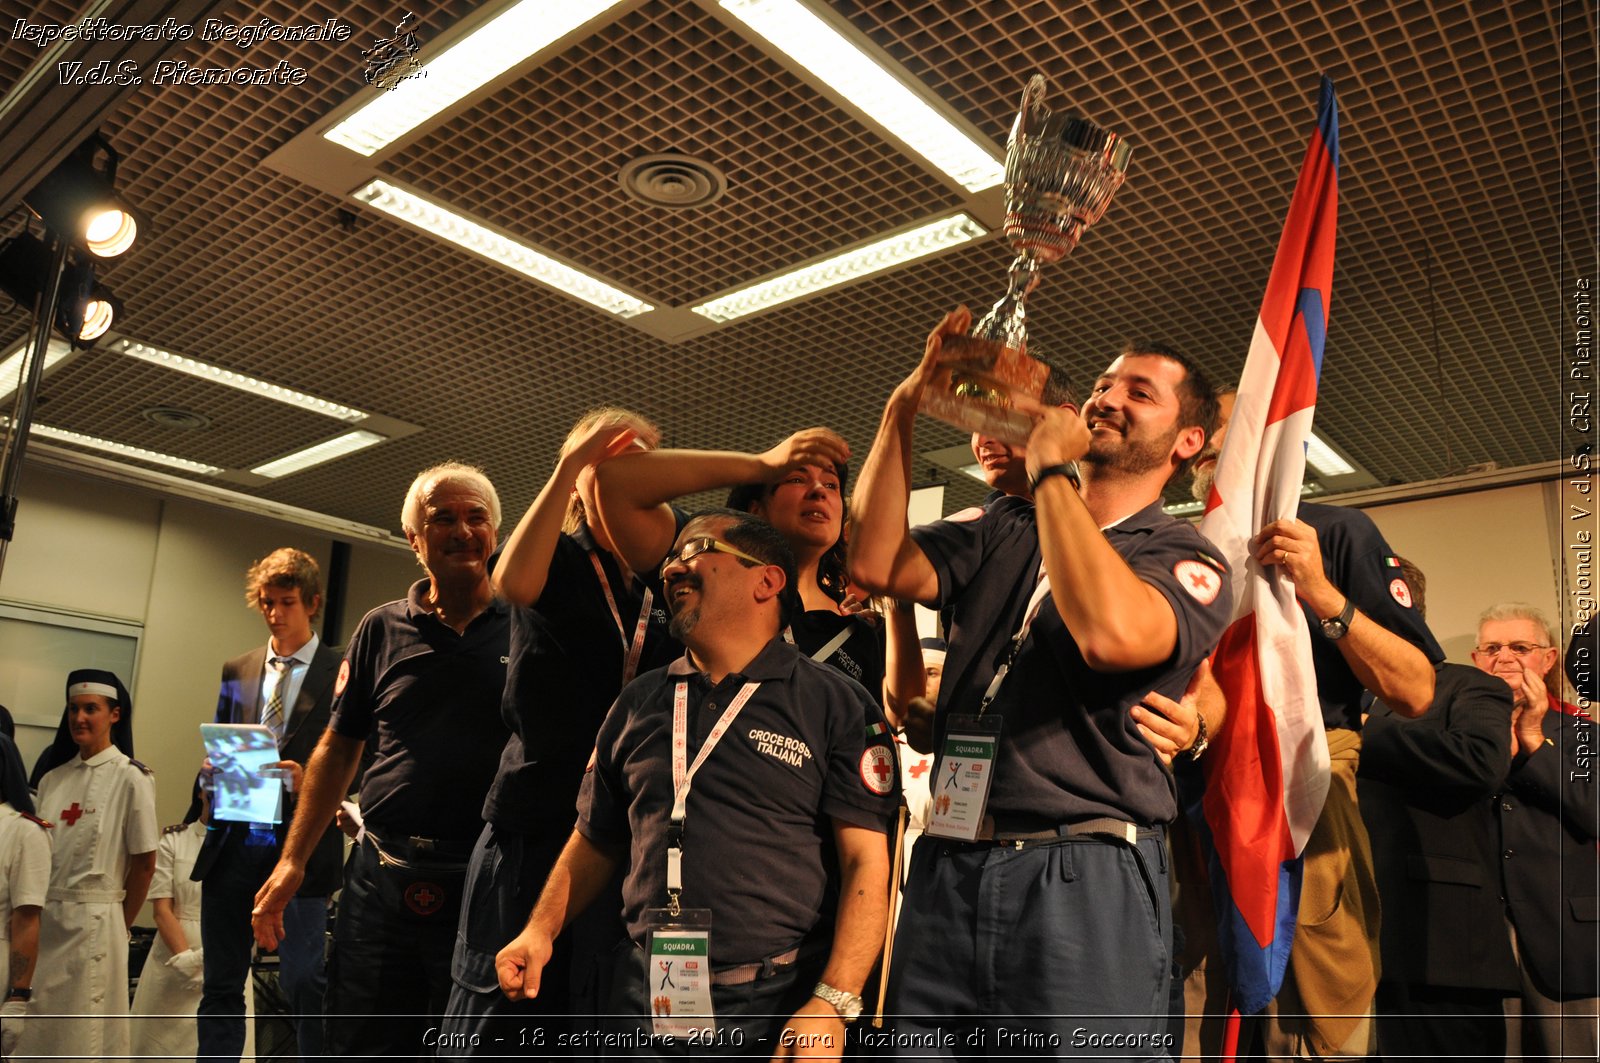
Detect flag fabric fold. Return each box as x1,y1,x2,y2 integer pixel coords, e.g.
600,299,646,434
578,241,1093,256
1195,75,1339,1016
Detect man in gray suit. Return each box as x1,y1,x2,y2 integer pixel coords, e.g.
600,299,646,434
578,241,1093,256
193,547,343,1063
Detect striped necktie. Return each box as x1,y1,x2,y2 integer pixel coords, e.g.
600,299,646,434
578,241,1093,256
261,656,290,743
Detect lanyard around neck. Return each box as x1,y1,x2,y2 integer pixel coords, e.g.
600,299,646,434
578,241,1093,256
665,679,760,913
977,565,1053,716
589,551,653,687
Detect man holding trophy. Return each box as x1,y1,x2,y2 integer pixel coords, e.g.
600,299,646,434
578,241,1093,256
849,77,1231,1054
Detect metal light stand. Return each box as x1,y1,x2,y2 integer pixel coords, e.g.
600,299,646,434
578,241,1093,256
0,229,70,583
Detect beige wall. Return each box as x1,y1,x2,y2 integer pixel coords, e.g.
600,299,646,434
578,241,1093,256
1361,481,1563,665
0,463,415,829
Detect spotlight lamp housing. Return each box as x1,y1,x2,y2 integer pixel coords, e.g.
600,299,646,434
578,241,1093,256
22,135,142,257
0,234,116,348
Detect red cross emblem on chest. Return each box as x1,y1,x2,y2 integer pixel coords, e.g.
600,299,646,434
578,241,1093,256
59,802,85,825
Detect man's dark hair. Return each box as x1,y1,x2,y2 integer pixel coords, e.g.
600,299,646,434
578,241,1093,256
1120,339,1220,479
725,462,851,605
690,508,802,628
1396,556,1427,619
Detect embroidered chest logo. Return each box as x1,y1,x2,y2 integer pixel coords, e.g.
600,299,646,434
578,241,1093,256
746,728,812,768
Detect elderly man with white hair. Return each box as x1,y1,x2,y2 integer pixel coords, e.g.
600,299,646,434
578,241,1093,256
1471,602,1598,1063
253,462,511,1061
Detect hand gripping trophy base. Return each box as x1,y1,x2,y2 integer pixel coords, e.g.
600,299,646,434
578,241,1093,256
919,74,1130,447
922,262,1048,447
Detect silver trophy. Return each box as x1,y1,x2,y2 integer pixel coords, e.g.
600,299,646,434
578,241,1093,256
921,75,1132,445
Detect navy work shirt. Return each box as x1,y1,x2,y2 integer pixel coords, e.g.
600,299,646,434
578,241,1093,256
578,638,897,966
1299,502,1443,731
483,521,680,834
329,578,510,841
913,495,1232,827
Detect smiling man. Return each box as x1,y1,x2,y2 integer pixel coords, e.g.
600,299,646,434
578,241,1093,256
850,310,1230,1056
253,463,511,1061
1471,603,1599,1062
495,510,895,1058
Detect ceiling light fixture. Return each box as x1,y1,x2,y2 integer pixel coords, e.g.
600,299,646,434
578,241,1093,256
22,421,222,475
352,180,653,318
0,235,114,347
23,136,141,257
719,0,1003,192
324,0,627,156
1305,431,1356,477
691,212,986,323
0,338,73,405
250,430,385,479
113,339,368,422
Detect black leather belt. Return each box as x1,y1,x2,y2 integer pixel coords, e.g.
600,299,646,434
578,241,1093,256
966,816,1161,849
710,946,801,986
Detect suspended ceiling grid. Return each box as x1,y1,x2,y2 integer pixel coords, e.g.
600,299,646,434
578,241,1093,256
0,0,1591,534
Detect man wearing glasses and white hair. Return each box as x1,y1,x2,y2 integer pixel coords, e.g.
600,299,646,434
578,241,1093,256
1470,602,1599,1063
253,462,512,1061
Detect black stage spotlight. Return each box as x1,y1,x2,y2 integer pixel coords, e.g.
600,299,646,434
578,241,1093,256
23,135,140,257
0,233,115,347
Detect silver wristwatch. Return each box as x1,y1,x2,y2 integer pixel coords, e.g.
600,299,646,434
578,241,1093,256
813,981,864,1023
1319,597,1355,641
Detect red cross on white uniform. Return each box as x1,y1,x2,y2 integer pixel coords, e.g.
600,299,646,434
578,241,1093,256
59,802,84,826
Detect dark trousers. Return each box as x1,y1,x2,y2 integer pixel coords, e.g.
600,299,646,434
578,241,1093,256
197,833,328,1063
885,830,1175,1060
438,822,628,1057
604,939,824,1059
1376,980,1508,1061
324,833,463,1062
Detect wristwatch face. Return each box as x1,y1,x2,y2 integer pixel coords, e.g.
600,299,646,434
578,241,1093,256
1320,616,1348,640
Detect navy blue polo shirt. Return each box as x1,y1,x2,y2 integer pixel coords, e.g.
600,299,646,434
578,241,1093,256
913,495,1232,827
578,638,897,965
1299,502,1444,731
329,579,510,841
483,521,682,834
789,609,884,698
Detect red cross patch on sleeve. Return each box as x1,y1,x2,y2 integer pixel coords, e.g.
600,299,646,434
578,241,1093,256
1389,577,1413,608
859,744,896,795
1174,559,1222,606
334,658,350,697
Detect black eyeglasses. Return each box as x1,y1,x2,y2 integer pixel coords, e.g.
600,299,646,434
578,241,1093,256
659,536,764,579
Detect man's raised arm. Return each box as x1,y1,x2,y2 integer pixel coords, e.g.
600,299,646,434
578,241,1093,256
848,311,973,607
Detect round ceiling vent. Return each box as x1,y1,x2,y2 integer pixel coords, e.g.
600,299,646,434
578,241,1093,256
141,406,211,431
618,154,727,209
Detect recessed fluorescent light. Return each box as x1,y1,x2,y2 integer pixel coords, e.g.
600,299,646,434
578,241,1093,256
720,0,1003,192
352,180,653,318
251,430,385,478
1165,499,1204,516
691,212,986,323
1305,431,1356,477
324,0,627,155
0,338,73,404
113,339,367,423
26,422,222,475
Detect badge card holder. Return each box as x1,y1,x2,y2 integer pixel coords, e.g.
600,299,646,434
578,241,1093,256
925,714,1002,841
925,568,1049,842
644,907,714,1038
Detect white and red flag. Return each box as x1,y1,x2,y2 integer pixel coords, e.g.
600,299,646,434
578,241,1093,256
1195,75,1339,1017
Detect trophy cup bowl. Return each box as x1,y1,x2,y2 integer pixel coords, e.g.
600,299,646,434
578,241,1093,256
920,75,1132,446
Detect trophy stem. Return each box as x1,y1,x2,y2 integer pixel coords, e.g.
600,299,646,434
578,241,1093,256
972,254,1042,354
